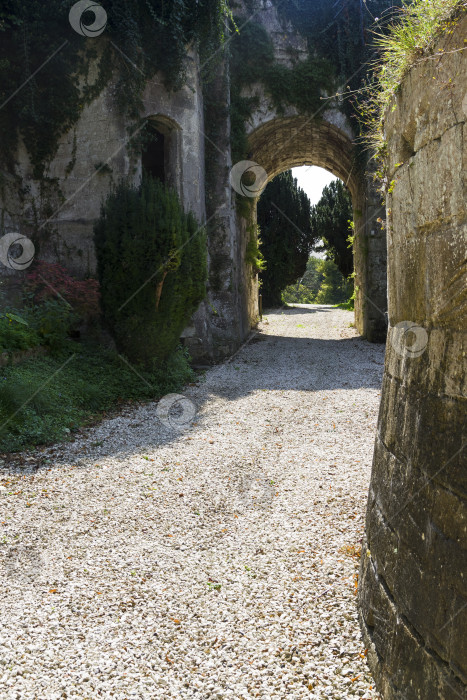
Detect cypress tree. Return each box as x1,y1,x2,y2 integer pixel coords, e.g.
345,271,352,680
94,178,207,366
257,171,316,307
311,180,354,279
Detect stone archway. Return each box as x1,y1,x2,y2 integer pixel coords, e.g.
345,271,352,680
192,2,388,363
196,109,387,362
247,116,357,193
240,115,387,343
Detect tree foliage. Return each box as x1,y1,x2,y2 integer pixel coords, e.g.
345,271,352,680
94,177,207,367
311,180,354,279
282,257,353,305
314,259,353,304
257,171,317,307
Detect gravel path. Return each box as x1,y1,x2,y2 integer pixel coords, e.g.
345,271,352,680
0,305,386,699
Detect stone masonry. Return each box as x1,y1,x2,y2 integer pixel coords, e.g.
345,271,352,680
359,13,467,699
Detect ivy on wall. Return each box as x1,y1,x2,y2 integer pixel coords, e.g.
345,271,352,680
0,1,404,180
227,0,406,220
229,18,335,162
0,0,231,178
276,0,403,126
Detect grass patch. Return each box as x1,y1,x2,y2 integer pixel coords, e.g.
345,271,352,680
363,0,465,156
333,301,354,311
0,343,195,453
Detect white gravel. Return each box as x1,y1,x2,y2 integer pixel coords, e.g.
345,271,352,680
0,305,385,699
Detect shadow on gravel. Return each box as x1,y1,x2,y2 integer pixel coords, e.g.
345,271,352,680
2,312,385,475
224,334,385,393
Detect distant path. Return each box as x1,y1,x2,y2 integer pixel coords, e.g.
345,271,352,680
0,305,385,699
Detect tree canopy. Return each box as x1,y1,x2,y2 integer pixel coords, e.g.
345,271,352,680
257,171,317,307
312,180,354,279
282,257,353,306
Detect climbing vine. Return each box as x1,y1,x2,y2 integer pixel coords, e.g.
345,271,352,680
245,223,266,275
276,0,404,125
0,1,232,178
229,18,335,162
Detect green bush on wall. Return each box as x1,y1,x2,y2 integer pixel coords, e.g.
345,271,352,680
94,177,207,367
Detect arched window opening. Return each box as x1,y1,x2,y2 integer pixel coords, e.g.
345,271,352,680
142,125,165,182
140,116,181,192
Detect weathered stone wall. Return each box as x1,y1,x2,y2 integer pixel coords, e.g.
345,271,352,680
359,13,467,699
0,45,225,358
0,46,206,277
354,172,388,343
185,50,253,363
0,45,208,318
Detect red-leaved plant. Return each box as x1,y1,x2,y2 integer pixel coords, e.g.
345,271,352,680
25,261,100,322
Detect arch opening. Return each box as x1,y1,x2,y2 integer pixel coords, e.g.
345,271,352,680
256,165,354,309
247,116,360,200
242,116,372,332
142,124,165,182
141,115,182,192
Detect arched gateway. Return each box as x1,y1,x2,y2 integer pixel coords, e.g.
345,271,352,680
186,106,387,361
245,113,387,342
184,4,388,362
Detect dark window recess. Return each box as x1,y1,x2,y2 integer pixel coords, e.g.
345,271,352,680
142,129,165,182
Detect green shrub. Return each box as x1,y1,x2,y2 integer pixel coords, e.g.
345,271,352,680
282,284,317,305
334,288,356,311
0,313,41,353
315,260,353,305
94,178,207,367
0,344,196,453
29,299,76,352
0,261,101,356
282,257,353,306
0,301,77,356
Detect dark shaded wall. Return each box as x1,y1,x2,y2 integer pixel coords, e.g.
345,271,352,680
359,13,467,699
